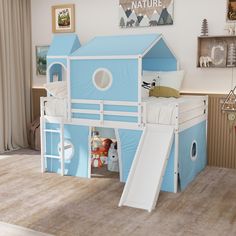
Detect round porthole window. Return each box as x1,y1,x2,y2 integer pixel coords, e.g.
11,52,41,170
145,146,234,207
58,140,74,161
190,140,198,161
92,68,113,91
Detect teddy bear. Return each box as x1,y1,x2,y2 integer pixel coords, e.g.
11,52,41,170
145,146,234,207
107,142,119,172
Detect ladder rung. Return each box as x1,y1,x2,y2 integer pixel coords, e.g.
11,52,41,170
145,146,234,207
44,155,61,159
44,129,61,133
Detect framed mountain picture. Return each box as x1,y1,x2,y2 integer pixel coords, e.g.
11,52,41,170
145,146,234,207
119,0,174,28
36,45,49,76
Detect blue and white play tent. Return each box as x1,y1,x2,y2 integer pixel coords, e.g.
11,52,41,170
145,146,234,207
47,34,81,83
42,33,207,212
69,34,177,104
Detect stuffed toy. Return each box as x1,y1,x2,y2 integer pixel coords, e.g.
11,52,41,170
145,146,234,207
107,142,119,172
142,79,156,90
91,156,103,168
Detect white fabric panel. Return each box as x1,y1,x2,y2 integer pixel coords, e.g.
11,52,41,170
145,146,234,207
45,99,67,117
44,81,67,99
143,96,205,125
143,70,185,90
143,97,177,125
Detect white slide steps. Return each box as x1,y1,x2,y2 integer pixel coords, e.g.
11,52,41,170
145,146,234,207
119,125,174,212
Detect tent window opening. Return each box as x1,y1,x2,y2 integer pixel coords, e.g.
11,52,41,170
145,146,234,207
93,68,113,91
190,140,198,161
58,139,74,161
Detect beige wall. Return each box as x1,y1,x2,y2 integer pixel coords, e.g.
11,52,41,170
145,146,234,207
31,0,235,93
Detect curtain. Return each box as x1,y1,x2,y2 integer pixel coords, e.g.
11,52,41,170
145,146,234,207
0,0,32,153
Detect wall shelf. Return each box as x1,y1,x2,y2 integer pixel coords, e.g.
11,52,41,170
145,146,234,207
197,35,236,68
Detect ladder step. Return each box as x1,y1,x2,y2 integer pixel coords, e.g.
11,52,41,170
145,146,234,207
44,155,61,159
44,129,61,133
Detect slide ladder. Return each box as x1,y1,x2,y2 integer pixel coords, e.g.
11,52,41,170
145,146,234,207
119,125,174,212
40,118,65,176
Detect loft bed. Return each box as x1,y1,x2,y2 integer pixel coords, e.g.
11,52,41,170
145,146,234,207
41,34,208,212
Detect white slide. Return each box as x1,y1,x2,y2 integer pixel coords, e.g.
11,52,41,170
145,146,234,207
119,125,174,212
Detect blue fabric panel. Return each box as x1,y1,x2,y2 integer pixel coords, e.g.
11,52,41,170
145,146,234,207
49,64,63,82
142,58,177,71
104,115,138,123
45,123,59,129
71,34,161,56
144,38,175,58
71,36,81,54
46,124,89,178
45,132,60,157
104,105,138,112
71,103,99,110
70,59,138,102
47,58,67,68
71,104,137,112
179,121,207,190
72,113,100,120
161,140,175,192
118,129,143,182
47,34,81,56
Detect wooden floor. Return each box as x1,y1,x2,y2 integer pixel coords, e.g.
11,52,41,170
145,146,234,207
0,222,52,236
0,149,236,236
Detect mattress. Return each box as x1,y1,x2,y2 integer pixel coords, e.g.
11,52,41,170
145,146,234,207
142,96,206,125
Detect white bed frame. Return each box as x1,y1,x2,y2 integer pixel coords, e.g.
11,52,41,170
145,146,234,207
40,95,208,193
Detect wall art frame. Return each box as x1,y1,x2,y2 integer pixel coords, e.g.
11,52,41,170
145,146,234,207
119,0,174,28
52,4,75,33
36,45,49,76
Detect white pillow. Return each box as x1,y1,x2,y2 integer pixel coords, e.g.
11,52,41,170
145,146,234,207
143,70,184,89
142,70,184,98
44,81,67,99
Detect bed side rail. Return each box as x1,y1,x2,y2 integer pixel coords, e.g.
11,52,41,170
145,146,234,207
70,99,146,129
177,96,208,130
40,97,68,119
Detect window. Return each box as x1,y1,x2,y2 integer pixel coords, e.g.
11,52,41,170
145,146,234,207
58,140,74,161
93,68,112,91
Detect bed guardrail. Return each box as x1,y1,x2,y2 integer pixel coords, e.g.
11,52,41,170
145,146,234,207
40,97,68,119
70,99,146,129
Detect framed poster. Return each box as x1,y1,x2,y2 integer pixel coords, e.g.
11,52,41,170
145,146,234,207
51,4,75,33
36,45,49,76
119,0,174,28
227,0,236,21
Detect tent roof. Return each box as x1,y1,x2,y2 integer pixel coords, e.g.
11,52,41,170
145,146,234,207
71,34,162,57
47,34,81,57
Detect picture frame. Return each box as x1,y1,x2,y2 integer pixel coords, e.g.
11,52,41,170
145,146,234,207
119,0,174,28
36,45,49,76
51,4,75,33
197,37,228,68
227,0,236,21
